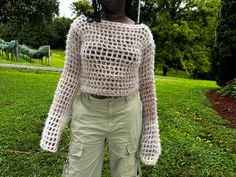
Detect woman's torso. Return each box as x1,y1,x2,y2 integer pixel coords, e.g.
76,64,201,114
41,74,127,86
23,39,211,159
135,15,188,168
75,15,148,97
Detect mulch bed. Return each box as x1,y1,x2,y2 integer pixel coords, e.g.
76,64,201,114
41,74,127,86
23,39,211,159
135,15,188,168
206,90,236,129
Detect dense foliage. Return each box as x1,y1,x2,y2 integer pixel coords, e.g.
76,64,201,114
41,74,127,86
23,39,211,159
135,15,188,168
0,0,71,49
218,78,236,99
48,17,72,49
212,0,236,86
71,0,94,17
140,0,221,78
0,17,71,49
0,0,59,24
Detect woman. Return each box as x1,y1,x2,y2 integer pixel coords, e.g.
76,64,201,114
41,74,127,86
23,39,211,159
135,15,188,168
40,0,161,176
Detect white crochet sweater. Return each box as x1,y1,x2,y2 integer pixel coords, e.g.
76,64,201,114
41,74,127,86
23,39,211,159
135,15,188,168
40,14,161,166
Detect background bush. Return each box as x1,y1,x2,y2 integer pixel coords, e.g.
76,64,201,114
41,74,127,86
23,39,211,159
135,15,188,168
218,78,236,99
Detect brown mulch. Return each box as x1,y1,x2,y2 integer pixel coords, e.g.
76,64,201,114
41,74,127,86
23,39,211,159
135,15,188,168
206,90,236,129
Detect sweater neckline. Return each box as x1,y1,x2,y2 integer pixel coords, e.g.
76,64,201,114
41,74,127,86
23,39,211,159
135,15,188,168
100,19,142,27
81,14,143,28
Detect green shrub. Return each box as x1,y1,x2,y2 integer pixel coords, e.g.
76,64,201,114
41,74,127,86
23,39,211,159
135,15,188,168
212,0,236,86
218,78,236,99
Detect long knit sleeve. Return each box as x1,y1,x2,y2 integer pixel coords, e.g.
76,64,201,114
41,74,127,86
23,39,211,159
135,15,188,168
40,18,82,152
138,25,161,165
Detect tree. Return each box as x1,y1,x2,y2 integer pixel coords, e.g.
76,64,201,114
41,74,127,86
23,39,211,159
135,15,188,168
212,0,236,86
0,0,60,48
71,0,93,18
149,0,220,77
0,0,59,24
181,0,221,79
49,17,72,49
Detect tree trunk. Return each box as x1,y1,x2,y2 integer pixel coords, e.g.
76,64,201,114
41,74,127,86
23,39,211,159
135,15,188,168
193,70,198,79
163,66,168,76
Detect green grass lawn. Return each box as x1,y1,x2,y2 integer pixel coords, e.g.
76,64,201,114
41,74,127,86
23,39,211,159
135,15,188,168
0,67,235,177
0,49,65,68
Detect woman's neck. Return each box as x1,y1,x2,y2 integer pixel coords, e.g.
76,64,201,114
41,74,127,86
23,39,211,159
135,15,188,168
100,11,135,24
100,11,126,21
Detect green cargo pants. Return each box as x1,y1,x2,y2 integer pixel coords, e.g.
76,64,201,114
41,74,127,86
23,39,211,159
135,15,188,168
62,89,143,177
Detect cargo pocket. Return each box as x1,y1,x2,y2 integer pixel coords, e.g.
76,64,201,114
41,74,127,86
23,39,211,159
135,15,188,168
127,141,138,155
109,141,138,177
63,141,84,175
110,140,138,158
69,141,84,158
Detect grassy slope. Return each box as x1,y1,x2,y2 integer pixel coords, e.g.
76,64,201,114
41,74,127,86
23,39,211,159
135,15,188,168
0,67,235,177
0,49,65,68
152,76,236,176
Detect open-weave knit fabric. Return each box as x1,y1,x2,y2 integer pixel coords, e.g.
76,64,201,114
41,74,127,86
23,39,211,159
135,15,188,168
40,14,161,166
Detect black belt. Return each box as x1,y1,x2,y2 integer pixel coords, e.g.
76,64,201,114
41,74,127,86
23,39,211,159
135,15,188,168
89,93,121,99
